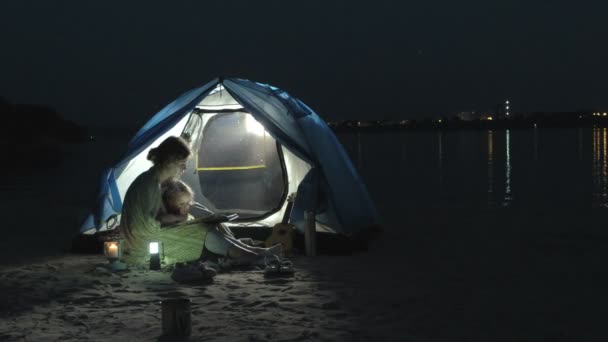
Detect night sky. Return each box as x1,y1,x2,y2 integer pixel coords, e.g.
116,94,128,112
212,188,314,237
1,1,607,127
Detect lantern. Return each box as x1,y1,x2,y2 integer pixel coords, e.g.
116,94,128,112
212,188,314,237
104,240,121,260
103,240,127,271
149,241,163,270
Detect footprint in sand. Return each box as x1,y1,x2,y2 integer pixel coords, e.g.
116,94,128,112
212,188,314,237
243,300,264,308
278,298,297,302
193,293,213,299
262,301,279,308
264,279,292,286
158,291,189,298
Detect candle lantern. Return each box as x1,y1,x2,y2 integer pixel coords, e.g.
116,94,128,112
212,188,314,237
104,240,121,260
149,241,163,271
103,240,127,271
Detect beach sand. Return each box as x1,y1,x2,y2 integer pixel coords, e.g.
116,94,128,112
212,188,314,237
2,138,608,341
1,207,607,341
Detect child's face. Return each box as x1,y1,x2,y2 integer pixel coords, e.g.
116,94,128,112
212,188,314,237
170,192,192,215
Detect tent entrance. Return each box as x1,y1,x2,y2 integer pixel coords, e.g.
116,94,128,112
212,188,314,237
182,111,287,220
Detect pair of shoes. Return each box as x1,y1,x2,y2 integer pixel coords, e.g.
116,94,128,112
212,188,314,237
171,262,216,283
263,256,295,277
263,256,281,276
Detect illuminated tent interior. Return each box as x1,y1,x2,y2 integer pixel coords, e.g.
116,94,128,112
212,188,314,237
80,78,379,245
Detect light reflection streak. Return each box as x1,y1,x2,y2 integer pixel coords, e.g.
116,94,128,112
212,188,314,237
600,127,608,199
488,130,494,196
504,129,511,204
438,132,443,186
592,127,607,207
356,132,362,171
533,125,539,161
578,127,583,161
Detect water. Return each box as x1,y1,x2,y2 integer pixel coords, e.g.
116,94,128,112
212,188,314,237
6,126,607,234
337,127,608,212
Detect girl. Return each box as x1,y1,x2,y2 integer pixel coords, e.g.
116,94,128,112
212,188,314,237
159,179,283,267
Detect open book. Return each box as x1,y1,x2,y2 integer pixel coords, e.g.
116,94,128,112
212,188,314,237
164,213,239,229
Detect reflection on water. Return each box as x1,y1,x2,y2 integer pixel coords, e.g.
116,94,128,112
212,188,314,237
438,132,444,187
593,127,608,207
578,128,583,161
505,129,512,204
487,130,494,198
340,127,608,209
533,125,539,161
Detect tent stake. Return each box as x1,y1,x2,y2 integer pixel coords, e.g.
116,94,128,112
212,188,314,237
304,210,317,256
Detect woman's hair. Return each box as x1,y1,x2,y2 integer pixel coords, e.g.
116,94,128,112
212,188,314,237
147,136,191,167
161,179,194,212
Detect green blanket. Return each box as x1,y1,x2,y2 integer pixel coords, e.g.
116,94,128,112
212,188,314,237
120,167,210,266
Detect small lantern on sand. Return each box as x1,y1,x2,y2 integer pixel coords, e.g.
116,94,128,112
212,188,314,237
103,240,127,271
149,241,162,271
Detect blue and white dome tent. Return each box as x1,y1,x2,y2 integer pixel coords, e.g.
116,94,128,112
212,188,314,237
81,77,380,244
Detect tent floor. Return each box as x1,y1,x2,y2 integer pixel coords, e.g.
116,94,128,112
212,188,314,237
71,226,375,256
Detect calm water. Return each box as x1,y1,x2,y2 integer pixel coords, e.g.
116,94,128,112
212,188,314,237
7,127,607,221
337,127,608,212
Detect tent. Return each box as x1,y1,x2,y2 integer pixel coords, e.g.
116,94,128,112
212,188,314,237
80,77,379,241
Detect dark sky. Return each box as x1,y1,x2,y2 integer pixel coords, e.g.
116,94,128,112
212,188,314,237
1,1,607,126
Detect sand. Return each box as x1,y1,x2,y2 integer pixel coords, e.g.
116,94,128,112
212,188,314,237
0,254,384,342
2,207,608,341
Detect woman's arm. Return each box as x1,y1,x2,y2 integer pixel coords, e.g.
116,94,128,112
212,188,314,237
157,212,189,225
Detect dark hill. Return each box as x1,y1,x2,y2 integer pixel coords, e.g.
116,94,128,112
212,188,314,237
0,98,89,173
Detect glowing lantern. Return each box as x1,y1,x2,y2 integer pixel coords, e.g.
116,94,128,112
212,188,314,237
149,241,162,271
103,240,127,271
104,241,121,260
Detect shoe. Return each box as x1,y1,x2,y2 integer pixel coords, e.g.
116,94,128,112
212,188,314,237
201,260,221,273
279,260,295,276
263,255,282,277
197,261,220,277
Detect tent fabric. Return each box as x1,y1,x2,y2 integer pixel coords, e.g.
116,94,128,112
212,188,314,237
81,77,379,237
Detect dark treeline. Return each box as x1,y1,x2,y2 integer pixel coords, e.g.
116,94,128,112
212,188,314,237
0,97,89,172
0,97,88,142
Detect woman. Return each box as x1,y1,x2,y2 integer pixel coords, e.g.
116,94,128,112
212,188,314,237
120,135,281,270
120,136,209,267
159,179,283,267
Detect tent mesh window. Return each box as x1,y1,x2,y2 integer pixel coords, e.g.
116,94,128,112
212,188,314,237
186,112,286,219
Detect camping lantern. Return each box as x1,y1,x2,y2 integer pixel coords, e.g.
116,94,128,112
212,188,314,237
149,241,162,270
103,240,127,271
104,240,122,260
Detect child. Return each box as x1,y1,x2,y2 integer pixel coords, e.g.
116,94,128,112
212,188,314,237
159,179,282,267
158,180,195,225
